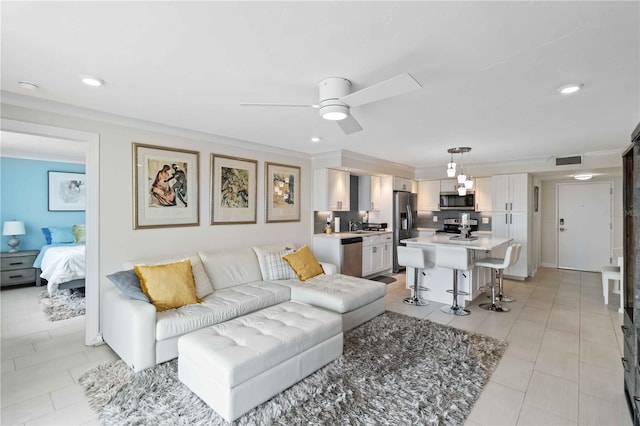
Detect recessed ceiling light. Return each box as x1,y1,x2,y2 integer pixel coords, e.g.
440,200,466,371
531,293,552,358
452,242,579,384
558,84,584,95
311,137,321,143
17,81,39,90
574,173,593,180
81,76,105,87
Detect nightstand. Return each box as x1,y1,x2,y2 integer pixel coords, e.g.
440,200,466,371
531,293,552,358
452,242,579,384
1,250,40,287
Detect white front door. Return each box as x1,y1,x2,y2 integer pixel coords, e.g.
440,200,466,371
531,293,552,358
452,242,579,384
557,182,612,271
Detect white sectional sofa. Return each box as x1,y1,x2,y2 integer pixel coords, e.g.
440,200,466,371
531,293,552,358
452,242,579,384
101,243,387,372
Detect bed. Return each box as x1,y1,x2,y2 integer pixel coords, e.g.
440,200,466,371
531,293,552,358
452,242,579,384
33,243,85,296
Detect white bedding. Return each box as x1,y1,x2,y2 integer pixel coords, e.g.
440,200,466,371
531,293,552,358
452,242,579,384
40,244,86,296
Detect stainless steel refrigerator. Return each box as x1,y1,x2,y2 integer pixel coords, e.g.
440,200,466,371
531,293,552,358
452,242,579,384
393,190,417,272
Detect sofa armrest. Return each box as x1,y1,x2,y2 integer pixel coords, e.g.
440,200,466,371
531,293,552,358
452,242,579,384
320,262,337,275
101,287,157,372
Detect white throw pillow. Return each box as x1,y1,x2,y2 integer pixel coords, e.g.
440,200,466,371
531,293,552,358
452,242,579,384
252,243,296,279
263,249,297,280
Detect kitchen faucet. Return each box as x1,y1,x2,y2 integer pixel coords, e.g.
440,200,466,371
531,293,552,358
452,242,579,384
349,220,360,231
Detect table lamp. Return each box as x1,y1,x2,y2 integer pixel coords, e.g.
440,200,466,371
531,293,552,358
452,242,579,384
3,220,26,252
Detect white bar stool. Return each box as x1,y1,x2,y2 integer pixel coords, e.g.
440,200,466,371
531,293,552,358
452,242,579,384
398,246,434,306
602,256,624,313
476,244,520,313
436,245,473,316
492,243,521,303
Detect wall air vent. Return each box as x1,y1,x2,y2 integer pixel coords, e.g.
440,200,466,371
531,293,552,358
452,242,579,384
555,155,582,166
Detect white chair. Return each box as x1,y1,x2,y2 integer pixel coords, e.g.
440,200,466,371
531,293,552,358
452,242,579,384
398,246,434,306
602,257,624,314
436,245,474,316
476,244,520,313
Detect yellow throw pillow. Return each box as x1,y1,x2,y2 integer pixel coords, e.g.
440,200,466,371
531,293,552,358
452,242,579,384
72,224,86,243
134,259,200,312
282,245,324,281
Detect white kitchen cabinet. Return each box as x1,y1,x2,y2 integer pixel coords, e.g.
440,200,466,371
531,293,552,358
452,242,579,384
314,168,350,211
491,173,530,279
382,240,393,270
393,176,414,192
358,175,381,211
474,177,492,211
417,180,440,211
492,173,528,212
440,179,458,192
362,233,393,277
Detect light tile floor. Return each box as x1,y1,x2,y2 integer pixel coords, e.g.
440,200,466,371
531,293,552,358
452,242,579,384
0,267,632,425
385,267,631,426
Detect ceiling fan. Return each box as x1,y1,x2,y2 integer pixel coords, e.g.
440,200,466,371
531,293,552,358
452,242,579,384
240,73,422,135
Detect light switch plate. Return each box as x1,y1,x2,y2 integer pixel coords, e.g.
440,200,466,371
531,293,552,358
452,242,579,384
482,217,490,224
433,216,438,222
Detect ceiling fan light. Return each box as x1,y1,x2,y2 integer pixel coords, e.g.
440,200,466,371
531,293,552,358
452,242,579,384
320,104,348,121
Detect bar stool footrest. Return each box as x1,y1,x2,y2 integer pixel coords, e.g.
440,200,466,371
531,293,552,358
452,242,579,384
479,302,510,313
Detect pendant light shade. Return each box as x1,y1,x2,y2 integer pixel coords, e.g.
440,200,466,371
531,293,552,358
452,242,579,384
446,162,456,177
457,185,467,196
464,178,473,189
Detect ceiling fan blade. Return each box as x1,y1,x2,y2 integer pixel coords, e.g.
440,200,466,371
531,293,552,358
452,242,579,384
340,73,422,107
337,115,363,135
240,102,318,108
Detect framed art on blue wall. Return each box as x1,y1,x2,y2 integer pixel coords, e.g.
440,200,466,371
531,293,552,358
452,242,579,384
48,171,86,211
133,143,200,229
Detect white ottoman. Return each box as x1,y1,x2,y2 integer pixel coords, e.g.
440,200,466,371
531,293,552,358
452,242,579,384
178,301,343,422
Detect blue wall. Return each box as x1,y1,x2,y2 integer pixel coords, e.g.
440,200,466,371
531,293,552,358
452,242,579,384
1,157,86,251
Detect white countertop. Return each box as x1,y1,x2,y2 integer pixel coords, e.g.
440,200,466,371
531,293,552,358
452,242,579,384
401,235,511,251
314,231,392,239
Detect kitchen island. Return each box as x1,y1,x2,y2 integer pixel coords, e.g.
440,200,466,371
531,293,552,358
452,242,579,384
400,235,512,307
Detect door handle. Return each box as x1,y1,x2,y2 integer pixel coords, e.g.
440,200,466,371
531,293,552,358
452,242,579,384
559,227,565,232
505,213,508,224
510,214,512,225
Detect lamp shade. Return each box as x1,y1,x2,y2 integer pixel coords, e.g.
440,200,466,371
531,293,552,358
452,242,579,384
3,221,25,236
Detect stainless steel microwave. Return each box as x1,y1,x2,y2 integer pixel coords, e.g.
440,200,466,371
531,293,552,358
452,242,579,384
439,191,475,211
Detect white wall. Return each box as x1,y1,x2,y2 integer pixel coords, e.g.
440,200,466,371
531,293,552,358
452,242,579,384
1,103,313,339
540,176,623,268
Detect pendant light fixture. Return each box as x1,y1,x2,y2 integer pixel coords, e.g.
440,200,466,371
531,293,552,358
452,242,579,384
446,147,473,195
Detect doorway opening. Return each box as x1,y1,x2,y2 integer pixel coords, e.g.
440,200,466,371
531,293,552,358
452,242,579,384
1,119,100,345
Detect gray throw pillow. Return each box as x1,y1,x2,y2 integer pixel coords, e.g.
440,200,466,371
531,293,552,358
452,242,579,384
106,269,150,303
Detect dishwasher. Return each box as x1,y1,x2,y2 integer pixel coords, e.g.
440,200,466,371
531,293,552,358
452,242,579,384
341,237,363,277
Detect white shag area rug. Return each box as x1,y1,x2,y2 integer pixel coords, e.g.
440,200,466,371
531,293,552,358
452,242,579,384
39,289,85,321
80,311,507,425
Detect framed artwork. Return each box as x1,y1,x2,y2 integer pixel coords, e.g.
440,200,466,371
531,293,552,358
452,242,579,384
210,154,257,224
48,171,86,211
133,143,199,229
265,162,300,223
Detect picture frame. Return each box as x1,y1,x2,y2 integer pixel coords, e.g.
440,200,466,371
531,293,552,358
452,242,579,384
265,162,300,223
133,143,199,229
210,154,257,225
48,171,86,211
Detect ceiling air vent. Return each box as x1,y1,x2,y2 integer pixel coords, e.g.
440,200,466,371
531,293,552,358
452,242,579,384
555,155,582,166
